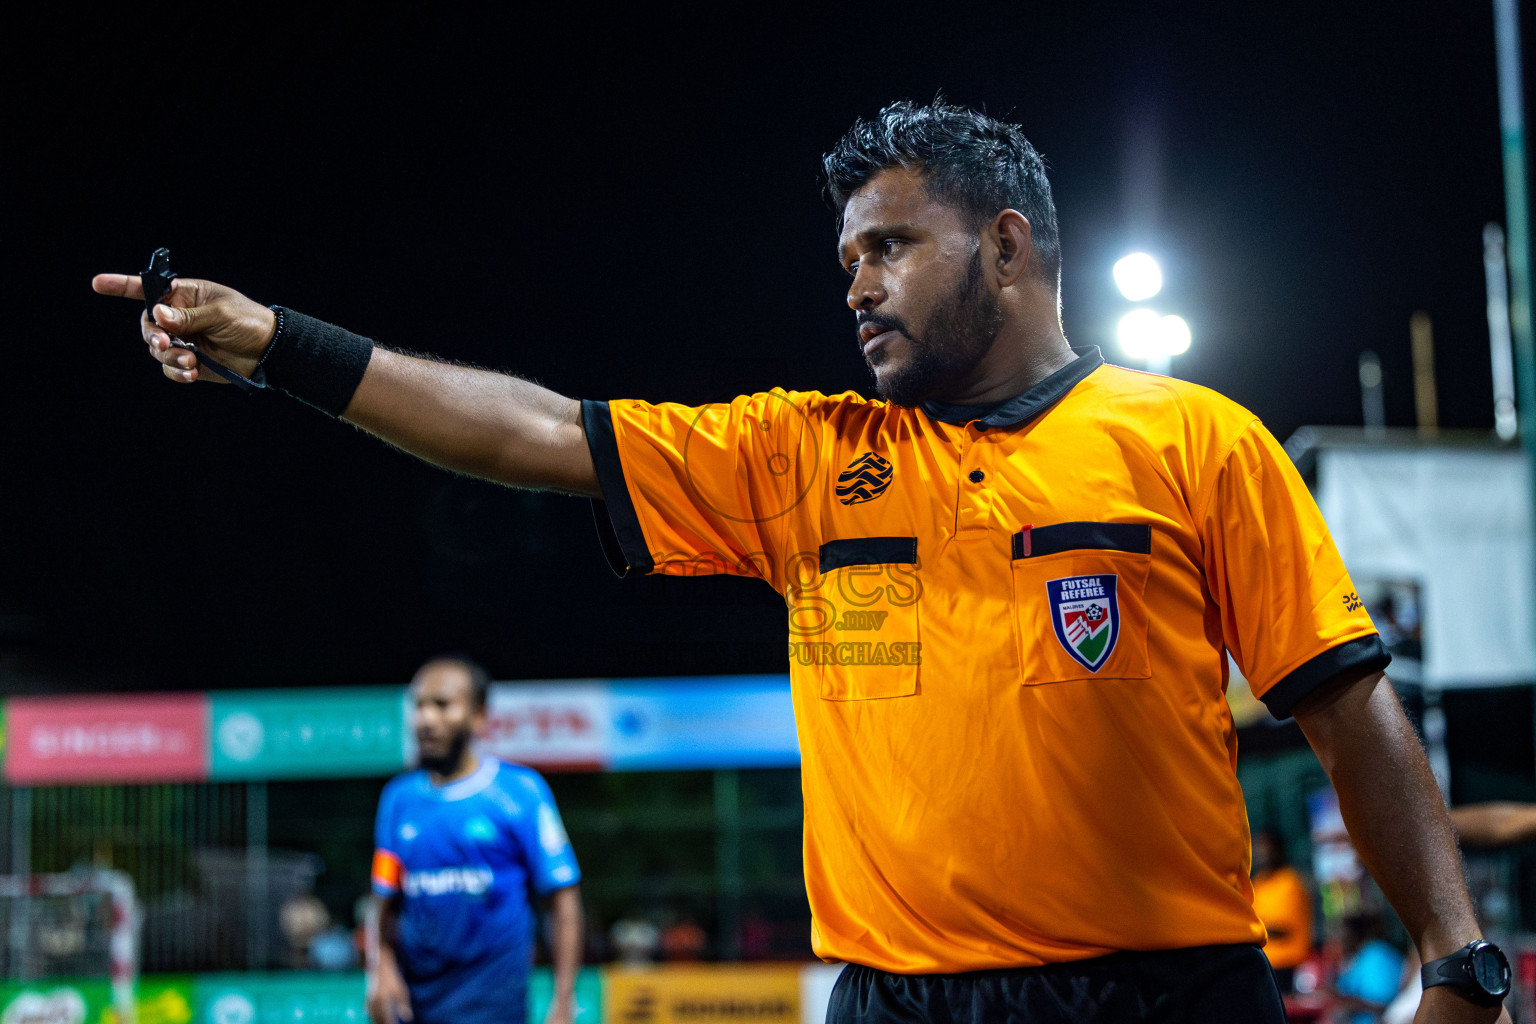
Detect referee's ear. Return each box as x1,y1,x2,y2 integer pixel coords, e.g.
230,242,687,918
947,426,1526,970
990,209,1034,288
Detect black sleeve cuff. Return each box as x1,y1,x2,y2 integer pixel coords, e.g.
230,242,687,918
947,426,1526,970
262,307,375,417
582,399,655,578
1259,634,1393,720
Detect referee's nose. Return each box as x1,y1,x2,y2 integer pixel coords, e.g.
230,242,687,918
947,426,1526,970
847,265,886,311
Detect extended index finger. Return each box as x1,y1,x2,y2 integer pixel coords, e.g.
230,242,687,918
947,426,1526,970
91,273,145,300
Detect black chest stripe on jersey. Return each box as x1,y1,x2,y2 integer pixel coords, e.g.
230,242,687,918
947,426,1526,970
1012,522,1152,560
820,537,918,573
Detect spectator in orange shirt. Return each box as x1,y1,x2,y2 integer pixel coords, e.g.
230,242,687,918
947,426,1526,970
1251,829,1314,992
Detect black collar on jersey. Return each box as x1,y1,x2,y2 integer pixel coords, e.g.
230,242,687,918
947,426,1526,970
920,346,1104,430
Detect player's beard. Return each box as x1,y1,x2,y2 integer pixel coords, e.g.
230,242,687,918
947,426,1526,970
417,729,472,777
866,246,1004,407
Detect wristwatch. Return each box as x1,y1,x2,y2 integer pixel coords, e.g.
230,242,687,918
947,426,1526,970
1420,939,1512,1007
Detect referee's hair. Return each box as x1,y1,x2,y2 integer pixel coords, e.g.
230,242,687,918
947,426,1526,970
821,95,1061,289
416,653,492,710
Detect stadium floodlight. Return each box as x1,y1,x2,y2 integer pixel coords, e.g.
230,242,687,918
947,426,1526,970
1118,310,1192,370
1113,252,1163,301
1160,314,1192,355
1117,308,1164,359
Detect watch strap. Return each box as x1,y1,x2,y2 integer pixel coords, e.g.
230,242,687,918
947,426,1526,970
1421,941,1508,1007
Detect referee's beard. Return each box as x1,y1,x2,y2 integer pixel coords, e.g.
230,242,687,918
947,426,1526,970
867,245,1004,407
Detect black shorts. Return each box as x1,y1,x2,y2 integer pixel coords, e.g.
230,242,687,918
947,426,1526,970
826,944,1287,1024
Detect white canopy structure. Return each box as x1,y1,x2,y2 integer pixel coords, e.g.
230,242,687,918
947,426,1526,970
1287,427,1536,688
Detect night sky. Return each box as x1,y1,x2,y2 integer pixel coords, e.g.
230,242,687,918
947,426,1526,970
3,4,1527,694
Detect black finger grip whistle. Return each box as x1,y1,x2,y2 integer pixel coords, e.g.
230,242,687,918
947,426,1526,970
141,248,265,392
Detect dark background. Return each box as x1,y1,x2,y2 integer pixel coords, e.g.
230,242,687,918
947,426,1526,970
2,4,1528,695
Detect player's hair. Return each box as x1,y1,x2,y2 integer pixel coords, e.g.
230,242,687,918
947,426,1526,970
417,653,491,709
821,97,1061,288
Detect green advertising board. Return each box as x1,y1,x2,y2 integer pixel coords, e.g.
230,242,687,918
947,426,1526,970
108,977,195,1024
529,967,603,1023
209,688,409,780
0,979,114,1024
184,969,598,1023
0,975,193,1024
191,973,365,1023
0,967,602,1023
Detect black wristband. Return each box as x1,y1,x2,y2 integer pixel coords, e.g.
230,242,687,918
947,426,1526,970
261,306,375,417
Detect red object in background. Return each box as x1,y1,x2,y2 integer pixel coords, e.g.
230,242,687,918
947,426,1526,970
1284,954,1334,1024
1516,948,1536,1022
5,693,210,784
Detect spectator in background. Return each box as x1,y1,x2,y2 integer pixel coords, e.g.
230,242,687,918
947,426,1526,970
660,915,707,962
279,893,331,969
1251,828,1314,992
610,913,660,966
1380,802,1536,1022
1331,910,1405,1024
311,917,359,971
1253,835,1314,994
1449,802,1536,847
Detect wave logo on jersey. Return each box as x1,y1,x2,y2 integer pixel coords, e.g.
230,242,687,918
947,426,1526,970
1047,575,1120,672
403,866,494,898
836,452,894,505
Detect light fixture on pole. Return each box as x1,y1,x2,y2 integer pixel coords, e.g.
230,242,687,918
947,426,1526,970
1117,309,1191,376
1113,252,1163,301
1112,252,1190,375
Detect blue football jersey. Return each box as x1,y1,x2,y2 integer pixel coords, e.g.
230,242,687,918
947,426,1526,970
372,757,580,1023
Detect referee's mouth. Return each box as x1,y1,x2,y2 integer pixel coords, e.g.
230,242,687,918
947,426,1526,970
858,318,906,358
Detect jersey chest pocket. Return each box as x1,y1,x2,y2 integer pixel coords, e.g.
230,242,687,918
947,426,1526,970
788,537,921,700
1011,522,1152,684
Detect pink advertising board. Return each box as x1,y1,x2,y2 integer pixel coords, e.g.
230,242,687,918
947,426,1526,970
6,694,210,784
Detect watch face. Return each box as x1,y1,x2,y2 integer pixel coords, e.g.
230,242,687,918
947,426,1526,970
1471,945,1512,996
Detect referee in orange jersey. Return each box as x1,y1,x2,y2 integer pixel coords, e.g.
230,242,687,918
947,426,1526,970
96,100,1508,1023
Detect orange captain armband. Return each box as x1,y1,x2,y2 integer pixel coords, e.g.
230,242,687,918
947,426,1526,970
371,849,403,894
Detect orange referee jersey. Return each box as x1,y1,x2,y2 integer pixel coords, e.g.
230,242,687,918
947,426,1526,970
583,347,1387,974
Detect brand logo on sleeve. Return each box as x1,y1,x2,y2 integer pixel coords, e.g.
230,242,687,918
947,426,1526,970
1047,575,1120,672
538,804,571,856
836,452,893,504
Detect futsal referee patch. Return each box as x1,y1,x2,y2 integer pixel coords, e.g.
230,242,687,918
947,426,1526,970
1047,575,1120,672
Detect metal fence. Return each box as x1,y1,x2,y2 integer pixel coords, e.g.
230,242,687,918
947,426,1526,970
0,768,813,974
0,782,320,973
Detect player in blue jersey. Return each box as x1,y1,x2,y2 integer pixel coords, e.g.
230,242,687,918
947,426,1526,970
366,657,584,1024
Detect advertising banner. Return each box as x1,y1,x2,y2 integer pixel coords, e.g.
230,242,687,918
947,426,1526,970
108,977,194,1024
0,674,800,783
480,676,797,773
529,966,603,1022
607,676,798,771
480,682,611,770
208,689,410,780
603,964,800,1024
0,980,112,1024
186,970,593,1023
5,694,208,785
190,972,365,1023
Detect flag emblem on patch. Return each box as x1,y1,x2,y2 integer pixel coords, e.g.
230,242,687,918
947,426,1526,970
1047,575,1120,672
